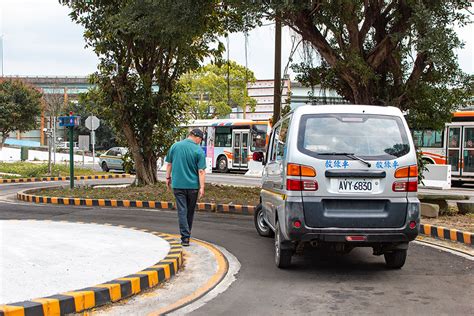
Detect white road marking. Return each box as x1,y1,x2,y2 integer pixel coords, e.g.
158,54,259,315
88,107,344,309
414,240,473,261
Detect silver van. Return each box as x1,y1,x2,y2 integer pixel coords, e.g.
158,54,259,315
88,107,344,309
254,105,420,269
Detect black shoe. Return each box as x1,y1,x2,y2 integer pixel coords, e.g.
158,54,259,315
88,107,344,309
181,238,190,247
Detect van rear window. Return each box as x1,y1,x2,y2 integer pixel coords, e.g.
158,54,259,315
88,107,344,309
297,114,410,160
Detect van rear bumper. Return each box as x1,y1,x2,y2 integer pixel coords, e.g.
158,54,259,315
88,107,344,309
282,199,420,243
294,231,416,243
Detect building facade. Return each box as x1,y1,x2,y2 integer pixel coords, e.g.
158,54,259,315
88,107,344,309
230,79,347,120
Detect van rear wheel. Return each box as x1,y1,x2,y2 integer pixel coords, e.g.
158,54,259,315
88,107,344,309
254,204,274,237
384,249,407,269
275,221,292,268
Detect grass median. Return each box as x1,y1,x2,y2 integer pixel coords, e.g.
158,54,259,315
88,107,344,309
34,182,261,206
0,162,106,178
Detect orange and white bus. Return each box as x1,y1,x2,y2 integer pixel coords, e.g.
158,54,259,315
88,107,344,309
414,110,474,181
184,119,270,172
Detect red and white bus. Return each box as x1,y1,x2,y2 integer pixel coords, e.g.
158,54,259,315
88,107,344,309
414,110,474,181
184,119,270,172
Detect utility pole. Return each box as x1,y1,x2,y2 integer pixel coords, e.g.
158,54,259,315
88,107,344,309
244,31,249,119
53,115,57,165
43,128,52,175
69,122,74,189
273,15,282,124
227,35,231,110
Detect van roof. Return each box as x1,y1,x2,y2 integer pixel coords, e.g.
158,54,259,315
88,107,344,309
293,105,403,116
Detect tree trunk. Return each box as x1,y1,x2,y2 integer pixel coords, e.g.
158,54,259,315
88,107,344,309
0,133,8,150
122,119,157,185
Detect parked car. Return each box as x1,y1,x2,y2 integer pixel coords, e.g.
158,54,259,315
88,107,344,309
254,105,420,269
56,141,79,151
99,147,129,172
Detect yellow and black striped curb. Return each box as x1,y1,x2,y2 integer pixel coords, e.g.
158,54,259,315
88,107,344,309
0,174,131,184
0,219,183,316
216,204,256,215
420,223,472,246
17,190,256,215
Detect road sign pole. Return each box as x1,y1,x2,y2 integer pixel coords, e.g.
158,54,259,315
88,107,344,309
92,131,96,170
86,115,100,171
69,126,74,189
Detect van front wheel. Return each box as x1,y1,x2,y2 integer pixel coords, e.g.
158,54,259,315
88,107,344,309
254,204,274,237
275,221,292,268
384,249,407,269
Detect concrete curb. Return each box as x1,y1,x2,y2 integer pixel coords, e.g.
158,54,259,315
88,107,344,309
0,220,183,316
0,174,131,184
420,223,472,247
17,189,256,215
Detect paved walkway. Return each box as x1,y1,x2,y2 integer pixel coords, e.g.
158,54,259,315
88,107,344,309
0,220,170,304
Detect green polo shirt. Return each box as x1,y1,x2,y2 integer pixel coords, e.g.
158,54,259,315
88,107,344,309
165,139,207,189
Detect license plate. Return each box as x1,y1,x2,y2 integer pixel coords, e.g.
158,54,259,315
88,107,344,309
338,179,373,193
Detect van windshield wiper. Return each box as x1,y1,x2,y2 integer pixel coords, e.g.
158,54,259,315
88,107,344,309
317,152,372,168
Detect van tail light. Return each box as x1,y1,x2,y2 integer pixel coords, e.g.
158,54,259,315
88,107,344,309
392,180,417,192
287,163,316,177
394,165,418,178
287,179,318,191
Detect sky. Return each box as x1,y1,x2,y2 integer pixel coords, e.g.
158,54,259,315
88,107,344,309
0,0,472,79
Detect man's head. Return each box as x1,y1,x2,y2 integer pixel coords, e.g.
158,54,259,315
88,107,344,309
188,128,204,144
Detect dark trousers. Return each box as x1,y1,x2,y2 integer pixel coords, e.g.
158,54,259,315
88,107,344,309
173,189,198,241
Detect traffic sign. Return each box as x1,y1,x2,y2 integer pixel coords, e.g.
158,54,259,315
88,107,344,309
59,116,80,127
78,135,90,151
85,116,100,131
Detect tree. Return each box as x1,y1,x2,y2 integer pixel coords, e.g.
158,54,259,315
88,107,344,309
236,1,473,130
178,61,257,119
0,79,42,149
43,86,65,120
61,0,235,185
43,85,66,164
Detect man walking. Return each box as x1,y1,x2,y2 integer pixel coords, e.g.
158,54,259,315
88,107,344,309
165,129,206,246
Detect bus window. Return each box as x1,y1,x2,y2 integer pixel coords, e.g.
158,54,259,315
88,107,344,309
215,127,232,147
413,131,423,147
251,124,267,152
413,130,443,148
423,130,443,148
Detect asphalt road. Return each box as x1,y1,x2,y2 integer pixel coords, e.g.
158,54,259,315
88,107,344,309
1,180,473,314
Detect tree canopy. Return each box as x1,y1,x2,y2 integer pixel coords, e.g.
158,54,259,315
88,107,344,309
0,80,42,149
61,0,239,184
234,0,473,130
178,61,257,119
